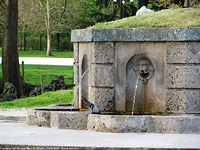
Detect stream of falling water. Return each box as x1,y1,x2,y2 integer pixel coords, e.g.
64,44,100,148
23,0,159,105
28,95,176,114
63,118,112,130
79,69,89,86
78,69,89,108
132,76,139,115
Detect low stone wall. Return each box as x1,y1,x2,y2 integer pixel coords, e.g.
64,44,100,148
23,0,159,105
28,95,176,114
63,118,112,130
27,108,200,134
87,114,200,134
27,109,90,130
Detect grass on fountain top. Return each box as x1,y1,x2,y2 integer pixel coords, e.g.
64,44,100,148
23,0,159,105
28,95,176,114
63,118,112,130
90,7,200,28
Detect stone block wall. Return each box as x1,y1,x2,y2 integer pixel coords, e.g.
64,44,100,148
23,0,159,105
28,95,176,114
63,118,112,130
72,28,200,114
73,42,115,111
166,42,200,113
73,43,79,107
89,42,115,111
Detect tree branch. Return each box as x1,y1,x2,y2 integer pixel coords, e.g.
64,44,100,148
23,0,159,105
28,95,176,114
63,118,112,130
61,0,67,18
0,0,5,9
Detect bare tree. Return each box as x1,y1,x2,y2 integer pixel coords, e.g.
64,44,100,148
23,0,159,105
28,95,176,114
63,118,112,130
46,0,51,56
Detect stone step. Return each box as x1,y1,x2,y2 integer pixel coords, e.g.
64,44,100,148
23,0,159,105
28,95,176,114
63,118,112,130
0,109,27,123
0,115,26,123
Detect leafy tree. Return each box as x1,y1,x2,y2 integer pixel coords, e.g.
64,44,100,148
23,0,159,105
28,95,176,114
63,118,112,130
150,0,185,8
19,0,85,55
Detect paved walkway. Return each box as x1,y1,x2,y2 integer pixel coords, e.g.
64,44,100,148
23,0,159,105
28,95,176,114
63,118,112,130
0,57,74,66
0,110,200,149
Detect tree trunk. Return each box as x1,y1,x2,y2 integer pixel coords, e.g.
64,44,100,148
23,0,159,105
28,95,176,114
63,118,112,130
20,33,23,51
46,0,52,56
23,32,26,51
40,34,42,51
57,33,60,52
2,0,23,97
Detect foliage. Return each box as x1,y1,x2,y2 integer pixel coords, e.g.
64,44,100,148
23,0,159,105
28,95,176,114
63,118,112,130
150,0,200,9
0,89,73,108
90,7,200,28
94,0,137,21
149,0,184,9
17,32,73,52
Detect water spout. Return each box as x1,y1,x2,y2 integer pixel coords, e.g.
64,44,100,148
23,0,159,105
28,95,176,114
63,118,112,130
132,76,139,115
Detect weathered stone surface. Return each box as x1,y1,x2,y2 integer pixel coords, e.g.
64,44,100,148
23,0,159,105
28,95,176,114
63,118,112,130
71,29,92,42
166,42,200,64
181,117,200,134
166,42,187,64
90,87,114,112
29,87,41,97
0,82,17,102
27,109,90,130
115,42,166,113
51,111,90,130
149,117,181,134
91,42,114,63
167,66,200,88
73,63,79,85
87,114,200,134
73,86,79,107
73,43,79,63
186,42,200,63
167,90,187,113
90,64,114,87
27,110,50,127
45,76,68,91
87,115,149,133
136,6,153,16
71,27,200,42
167,89,200,113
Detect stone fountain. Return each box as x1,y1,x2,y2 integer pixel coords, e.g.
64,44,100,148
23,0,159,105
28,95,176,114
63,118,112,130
27,27,200,134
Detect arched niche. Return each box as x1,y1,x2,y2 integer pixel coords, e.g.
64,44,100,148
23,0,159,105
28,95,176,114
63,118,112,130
126,54,155,114
81,55,89,108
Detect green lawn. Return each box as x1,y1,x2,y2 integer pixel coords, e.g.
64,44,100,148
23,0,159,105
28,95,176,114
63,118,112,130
0,64,73,85
22,65,73,85
91,7,200,28
0,90,73,109
0,47,73,58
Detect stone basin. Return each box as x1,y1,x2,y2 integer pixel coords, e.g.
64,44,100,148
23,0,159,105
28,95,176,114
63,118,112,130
27,105,200,134
87,113,200,134
27,104,90,130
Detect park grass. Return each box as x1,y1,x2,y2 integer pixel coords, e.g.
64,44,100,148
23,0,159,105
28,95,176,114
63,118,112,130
18,50,73,58
90,7,200,28
0,89,73,109
23,65,73,85
0,47,73,58
22,65,73,85
0,64,73,85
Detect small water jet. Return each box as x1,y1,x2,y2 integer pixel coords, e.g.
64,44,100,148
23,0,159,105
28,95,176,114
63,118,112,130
131,76,139,115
